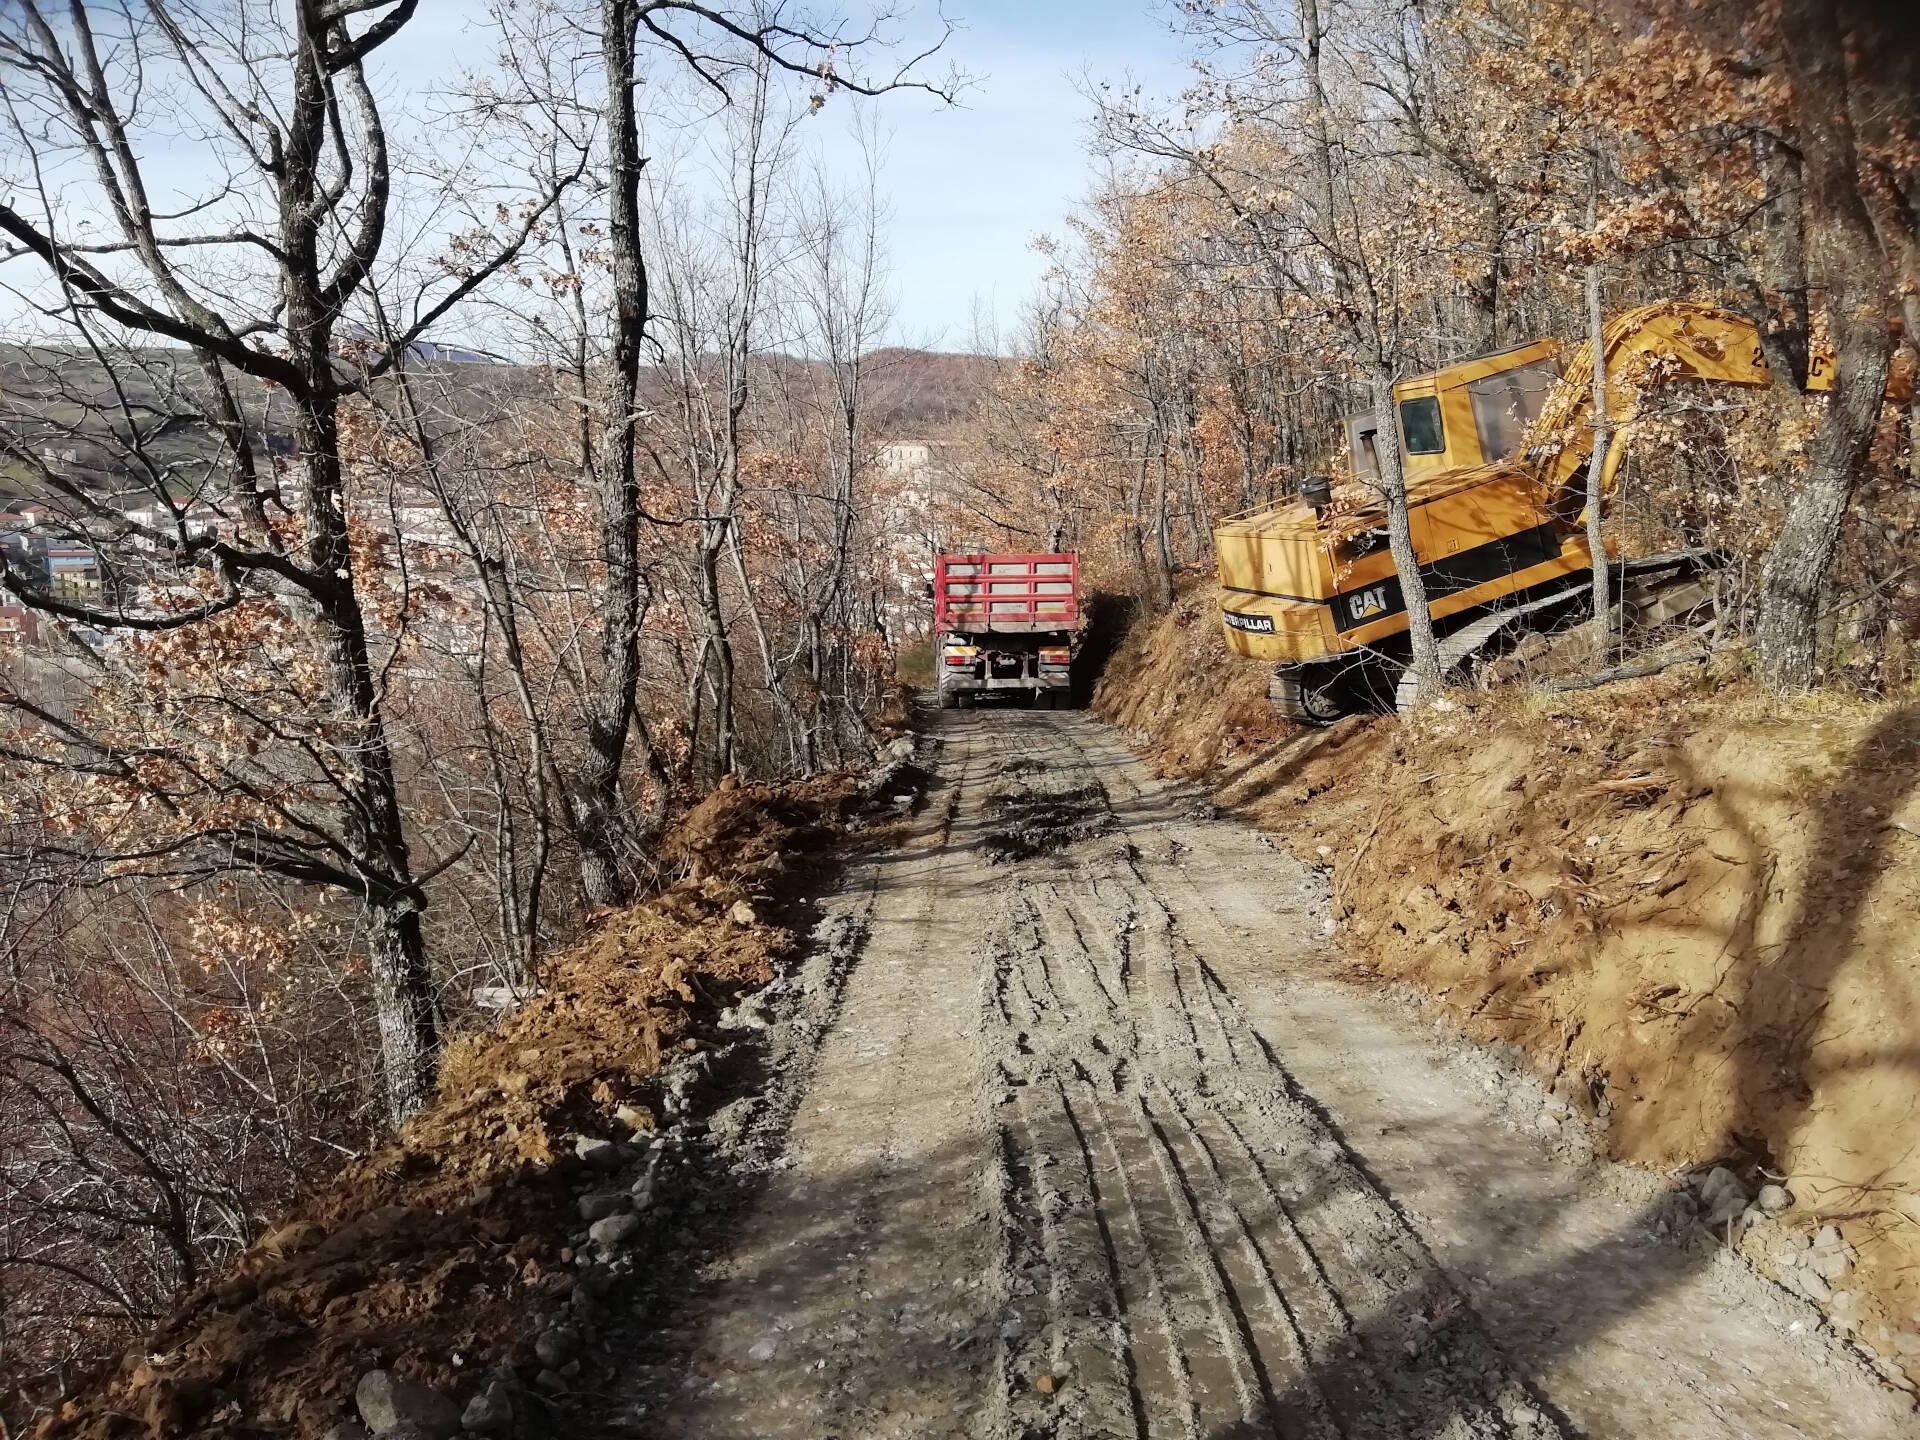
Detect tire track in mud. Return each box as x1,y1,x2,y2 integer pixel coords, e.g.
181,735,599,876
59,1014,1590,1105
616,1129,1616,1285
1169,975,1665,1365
601,710,1917,1440
974,739,1567,1440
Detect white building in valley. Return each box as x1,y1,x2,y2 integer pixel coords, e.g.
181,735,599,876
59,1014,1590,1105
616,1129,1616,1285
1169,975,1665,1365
871,439,960,638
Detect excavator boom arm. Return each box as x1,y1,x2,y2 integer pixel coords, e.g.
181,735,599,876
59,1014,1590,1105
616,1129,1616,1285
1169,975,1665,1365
1526,302,1771,512
1530,300,1913,517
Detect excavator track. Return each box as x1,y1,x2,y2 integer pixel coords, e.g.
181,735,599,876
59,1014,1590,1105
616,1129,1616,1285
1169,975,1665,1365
1269,667,1347,724
1392,586,1585,713
1390,551,1718,714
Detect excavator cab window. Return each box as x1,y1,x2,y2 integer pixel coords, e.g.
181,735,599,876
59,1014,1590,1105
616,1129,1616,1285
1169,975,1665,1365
1466,360,1561,461
1398,395,1446,454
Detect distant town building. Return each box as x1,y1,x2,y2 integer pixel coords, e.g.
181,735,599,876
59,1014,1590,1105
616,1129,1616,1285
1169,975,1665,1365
3,514,111,610
0,603,37,644
871,439,962,638
45,544,103,602
878,440,935,475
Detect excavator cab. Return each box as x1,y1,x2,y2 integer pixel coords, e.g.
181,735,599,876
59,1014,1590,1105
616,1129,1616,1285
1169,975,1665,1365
1343,338,1563,482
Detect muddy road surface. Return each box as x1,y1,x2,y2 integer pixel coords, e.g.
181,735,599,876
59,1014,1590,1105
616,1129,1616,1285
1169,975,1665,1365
597,710,1914,1440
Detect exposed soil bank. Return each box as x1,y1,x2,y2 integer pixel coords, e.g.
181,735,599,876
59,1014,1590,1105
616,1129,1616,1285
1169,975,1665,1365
32,774,876,1440
1094,586,1920,1385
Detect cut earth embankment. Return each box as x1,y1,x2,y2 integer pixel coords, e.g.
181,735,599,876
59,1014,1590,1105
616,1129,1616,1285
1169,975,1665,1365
1094,585,1920,1389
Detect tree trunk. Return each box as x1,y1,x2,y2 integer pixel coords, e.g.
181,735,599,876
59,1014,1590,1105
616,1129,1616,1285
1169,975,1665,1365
1755,0,1894,691
1743,131,1812,389
294,389,440,1120
569,0,652,906
1369,368,1444,703
366,898,438,1121
1299,0,1441,705
1583,258,1613,657
1127,452,1157,609
698,532,737,779
282,13,437,1120
1475,190,1502,352
682,636,710,787
804,615,825,772
1839,0,1920,476
1151,441,1176,612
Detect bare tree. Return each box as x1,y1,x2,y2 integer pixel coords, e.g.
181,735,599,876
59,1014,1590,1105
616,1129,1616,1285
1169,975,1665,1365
0,0,558,1119
770,125,898,768
1,861,369,1394
1753,0,1897,689
516,0,956,892
1092,0,1451,697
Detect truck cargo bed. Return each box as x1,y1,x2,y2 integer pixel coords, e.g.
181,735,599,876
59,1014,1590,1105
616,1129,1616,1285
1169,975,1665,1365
934,553,1078,633
933,552,1081,708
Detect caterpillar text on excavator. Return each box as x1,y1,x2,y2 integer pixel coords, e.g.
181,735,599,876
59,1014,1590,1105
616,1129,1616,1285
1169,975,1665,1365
1214,301,1913,721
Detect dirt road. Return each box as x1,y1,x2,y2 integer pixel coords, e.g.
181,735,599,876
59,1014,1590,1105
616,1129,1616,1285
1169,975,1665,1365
602,710,1915,1439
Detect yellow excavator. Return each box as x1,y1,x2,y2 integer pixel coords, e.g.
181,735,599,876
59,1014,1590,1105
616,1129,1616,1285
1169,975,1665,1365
1215,301,1908,721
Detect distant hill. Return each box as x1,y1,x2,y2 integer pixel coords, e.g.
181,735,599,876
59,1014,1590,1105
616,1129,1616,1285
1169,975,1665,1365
0,343,1002,511
864,349,1001,434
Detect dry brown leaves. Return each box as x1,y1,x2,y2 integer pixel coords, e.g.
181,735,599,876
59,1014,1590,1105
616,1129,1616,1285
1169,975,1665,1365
35,774,856,1440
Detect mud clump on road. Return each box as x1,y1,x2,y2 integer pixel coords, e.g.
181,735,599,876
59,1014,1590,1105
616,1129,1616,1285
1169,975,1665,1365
979,782,1115,862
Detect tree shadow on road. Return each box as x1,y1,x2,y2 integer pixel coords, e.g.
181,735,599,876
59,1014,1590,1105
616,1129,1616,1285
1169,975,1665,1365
569,1082,1897,1440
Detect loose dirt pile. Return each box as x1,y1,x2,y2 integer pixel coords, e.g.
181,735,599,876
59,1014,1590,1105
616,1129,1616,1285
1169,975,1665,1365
978,771,1116,863
34,775,861,1440
1095,585,1920,1385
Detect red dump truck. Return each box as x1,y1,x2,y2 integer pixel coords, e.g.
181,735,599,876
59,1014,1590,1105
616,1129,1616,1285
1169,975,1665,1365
933,551,1079,709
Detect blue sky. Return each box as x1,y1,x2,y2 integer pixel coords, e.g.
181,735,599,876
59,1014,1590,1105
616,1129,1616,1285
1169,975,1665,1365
0,3,1192,355
828,0,1193,349
384,0,1194,352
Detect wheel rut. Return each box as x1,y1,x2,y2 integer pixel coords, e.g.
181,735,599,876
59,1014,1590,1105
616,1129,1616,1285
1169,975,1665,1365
597,709,1916,1440
982,848,1564,1440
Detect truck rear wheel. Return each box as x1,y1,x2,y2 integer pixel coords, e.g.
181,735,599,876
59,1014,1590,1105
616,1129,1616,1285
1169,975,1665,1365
937,685,958,710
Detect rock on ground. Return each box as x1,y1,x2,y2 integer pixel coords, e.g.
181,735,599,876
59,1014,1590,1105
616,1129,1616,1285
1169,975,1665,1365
460,1381,514,1436
574,1135,622,1171
589,1212,641,1249
354,1370,461,1439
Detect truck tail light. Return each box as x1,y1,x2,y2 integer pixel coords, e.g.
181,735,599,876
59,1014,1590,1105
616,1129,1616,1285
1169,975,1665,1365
1039,647,1071,664
944,644,978,666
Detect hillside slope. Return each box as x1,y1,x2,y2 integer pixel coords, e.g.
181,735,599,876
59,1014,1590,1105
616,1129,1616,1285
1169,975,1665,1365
30,775,873,1440
1094,587,1920,1386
